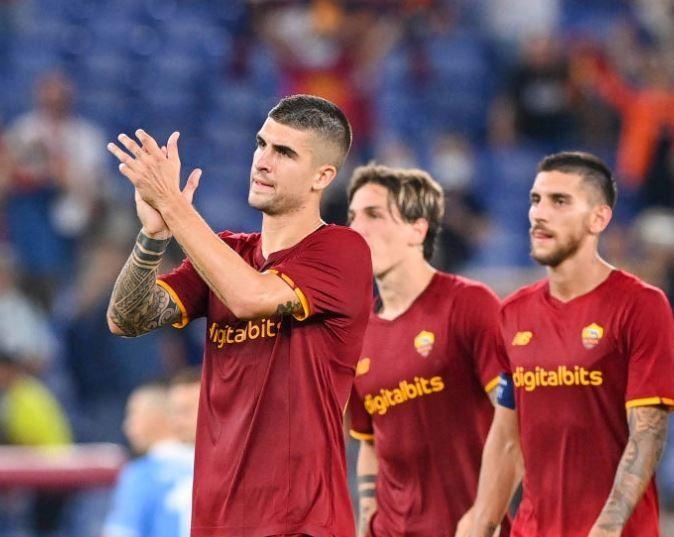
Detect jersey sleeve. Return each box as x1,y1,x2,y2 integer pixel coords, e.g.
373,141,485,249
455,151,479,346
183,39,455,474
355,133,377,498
458,284,504,393
270,228,373,321
349,384,374,441
103,462,151,537
157,258,209,329
624,287,674,409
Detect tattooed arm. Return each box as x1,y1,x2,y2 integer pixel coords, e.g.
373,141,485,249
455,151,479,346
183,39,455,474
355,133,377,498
107,231,182,336
589,405,669,536
357,440,378,537
107,130,305,321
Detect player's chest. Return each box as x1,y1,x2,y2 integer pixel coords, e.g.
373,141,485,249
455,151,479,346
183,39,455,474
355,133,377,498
504,307,624,372
354,319,467,395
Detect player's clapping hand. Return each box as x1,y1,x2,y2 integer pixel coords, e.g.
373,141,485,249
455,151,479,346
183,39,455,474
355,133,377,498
107,130,201,239
107,129,201,213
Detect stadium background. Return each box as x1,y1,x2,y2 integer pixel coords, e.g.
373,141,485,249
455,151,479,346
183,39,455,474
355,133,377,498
0,0,673,535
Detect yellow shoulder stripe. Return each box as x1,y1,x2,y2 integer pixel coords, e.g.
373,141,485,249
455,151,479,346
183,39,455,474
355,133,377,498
267,269,311,321
625,396,674,409
484,376,501,394
349,429,375,441
156,279,189,329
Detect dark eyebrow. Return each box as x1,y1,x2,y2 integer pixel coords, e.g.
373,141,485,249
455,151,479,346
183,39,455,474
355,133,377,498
272,143,299,159
256,133,299,159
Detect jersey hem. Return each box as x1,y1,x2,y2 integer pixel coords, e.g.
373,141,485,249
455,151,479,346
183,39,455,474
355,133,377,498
156,279,190,328
625,396,674,409
484,375,501,393
349,429,374,441
267,269,311,321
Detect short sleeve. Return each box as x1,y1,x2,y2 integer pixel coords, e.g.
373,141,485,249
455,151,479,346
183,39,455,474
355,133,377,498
624,287,674,409
270,227,373,321
457,284,504,393
349,384,374,441
103,462,151,537
157,257,209,329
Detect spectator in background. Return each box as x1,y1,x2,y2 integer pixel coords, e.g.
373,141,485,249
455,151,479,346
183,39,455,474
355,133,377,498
2,71,108,307
495,34,578,147
0,243,56,373
255,0,399,158
0,349,73,535
578,44,674,199
104,381,194,537
429,133,488,271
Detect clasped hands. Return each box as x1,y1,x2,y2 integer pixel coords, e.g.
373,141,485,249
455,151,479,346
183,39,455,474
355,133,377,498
107,130,201,235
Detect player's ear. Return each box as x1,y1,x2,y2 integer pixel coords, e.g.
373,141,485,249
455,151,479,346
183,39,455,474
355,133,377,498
410,218,429,247
312,164,337,192
589,204,612,235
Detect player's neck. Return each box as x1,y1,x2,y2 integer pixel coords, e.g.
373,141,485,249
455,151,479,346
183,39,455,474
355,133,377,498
260,207,324,259
547,250,614,302
376,258,436,321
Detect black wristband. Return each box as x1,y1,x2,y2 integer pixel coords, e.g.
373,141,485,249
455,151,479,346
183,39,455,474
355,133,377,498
137,230,170,255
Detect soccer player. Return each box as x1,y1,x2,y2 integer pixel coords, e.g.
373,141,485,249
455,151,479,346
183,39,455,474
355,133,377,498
346,164,506,536
467,152,674,537
104,382,194,537
105,95,373,536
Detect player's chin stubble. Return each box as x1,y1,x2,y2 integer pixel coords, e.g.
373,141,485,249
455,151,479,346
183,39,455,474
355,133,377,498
530,236,582,268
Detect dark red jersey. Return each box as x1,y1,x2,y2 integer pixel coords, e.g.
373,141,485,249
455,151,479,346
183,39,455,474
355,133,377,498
350,273,503,536
499,270,674,537
158,225,373,537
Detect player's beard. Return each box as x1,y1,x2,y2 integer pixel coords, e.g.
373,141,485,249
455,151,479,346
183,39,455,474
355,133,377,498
530,230,583,267
248,188,299,216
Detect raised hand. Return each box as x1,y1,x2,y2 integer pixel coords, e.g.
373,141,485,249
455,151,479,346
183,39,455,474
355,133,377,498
107,131,202,237
108,129,190,210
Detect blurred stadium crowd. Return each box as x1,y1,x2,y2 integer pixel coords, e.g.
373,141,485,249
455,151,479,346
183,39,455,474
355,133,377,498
0,0,673,535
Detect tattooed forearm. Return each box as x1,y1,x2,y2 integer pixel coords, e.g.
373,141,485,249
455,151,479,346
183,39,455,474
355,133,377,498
357,474,377,537
275,300,302,317
594,405,668,532
108,231,180,336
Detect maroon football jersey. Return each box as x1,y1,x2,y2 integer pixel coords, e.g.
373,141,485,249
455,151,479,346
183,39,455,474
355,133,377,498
158,225,372,537
350,272,503,536
499,270,674,537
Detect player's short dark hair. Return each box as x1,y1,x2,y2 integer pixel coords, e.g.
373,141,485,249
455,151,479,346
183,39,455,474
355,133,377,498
348,164,445,260
170,366,202,387
537,151,617,209
268,94,352,168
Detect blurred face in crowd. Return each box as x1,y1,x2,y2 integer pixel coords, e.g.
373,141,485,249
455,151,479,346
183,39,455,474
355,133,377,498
349,183,427,278
529,171,610,267
169,382,200,445
249,118,336,216
36,73,74,119
123,388,172,454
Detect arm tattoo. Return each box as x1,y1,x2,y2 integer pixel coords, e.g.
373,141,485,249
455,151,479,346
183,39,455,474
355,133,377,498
595,405,668,531
358,474,377,536
108,231,181,336
275,299,302,317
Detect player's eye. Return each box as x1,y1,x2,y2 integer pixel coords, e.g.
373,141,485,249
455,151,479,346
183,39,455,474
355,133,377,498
255,137,265,148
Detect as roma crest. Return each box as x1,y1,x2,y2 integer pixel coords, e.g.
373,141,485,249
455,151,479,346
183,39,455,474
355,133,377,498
414,330,435,357
581,323,604,349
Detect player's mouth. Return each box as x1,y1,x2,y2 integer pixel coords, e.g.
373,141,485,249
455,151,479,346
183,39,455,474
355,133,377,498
530,227,554,242
251,177,275,193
